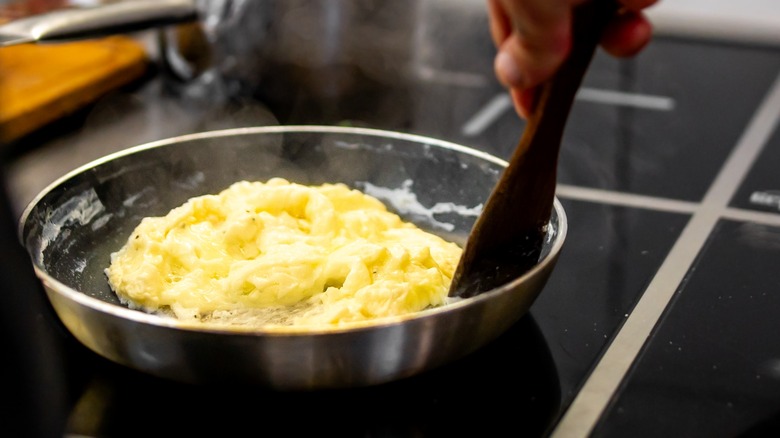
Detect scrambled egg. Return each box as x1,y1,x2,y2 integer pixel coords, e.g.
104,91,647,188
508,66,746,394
105,178,462,328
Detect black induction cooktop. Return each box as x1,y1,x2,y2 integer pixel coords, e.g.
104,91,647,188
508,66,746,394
3,6,780,438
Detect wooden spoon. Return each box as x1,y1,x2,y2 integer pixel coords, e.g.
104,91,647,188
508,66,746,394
449,0,617,298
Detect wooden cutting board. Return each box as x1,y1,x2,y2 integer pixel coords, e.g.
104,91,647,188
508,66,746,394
0,35,149,143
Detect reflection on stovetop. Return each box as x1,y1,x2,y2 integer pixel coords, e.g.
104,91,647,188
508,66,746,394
3,8,780,437
59,315,558,437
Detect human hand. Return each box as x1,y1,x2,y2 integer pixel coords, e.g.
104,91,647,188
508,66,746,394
488,0,658,118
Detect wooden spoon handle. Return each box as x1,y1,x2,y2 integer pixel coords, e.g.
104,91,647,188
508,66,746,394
449,0,617,297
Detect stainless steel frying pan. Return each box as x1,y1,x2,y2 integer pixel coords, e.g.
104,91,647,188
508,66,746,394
18,126,566,389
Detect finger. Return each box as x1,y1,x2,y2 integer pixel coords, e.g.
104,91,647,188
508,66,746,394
600,10,653,58
498,0,572,53
619,0,659,12
495,19,571,91
487,0,511,47
510,86,539,120
497,0,576,34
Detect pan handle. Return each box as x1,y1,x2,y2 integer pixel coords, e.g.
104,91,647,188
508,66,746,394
0,0,198,47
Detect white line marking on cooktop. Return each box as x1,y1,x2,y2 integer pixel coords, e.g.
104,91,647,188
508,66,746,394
461,94,512,136
556,185,780,225
722,207,780,227
556,184,698,214
462,88,674,137
414,66,489,88
552,71,780,438
577,87,676,111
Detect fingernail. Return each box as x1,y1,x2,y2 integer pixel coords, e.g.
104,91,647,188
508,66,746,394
495,50,523,87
